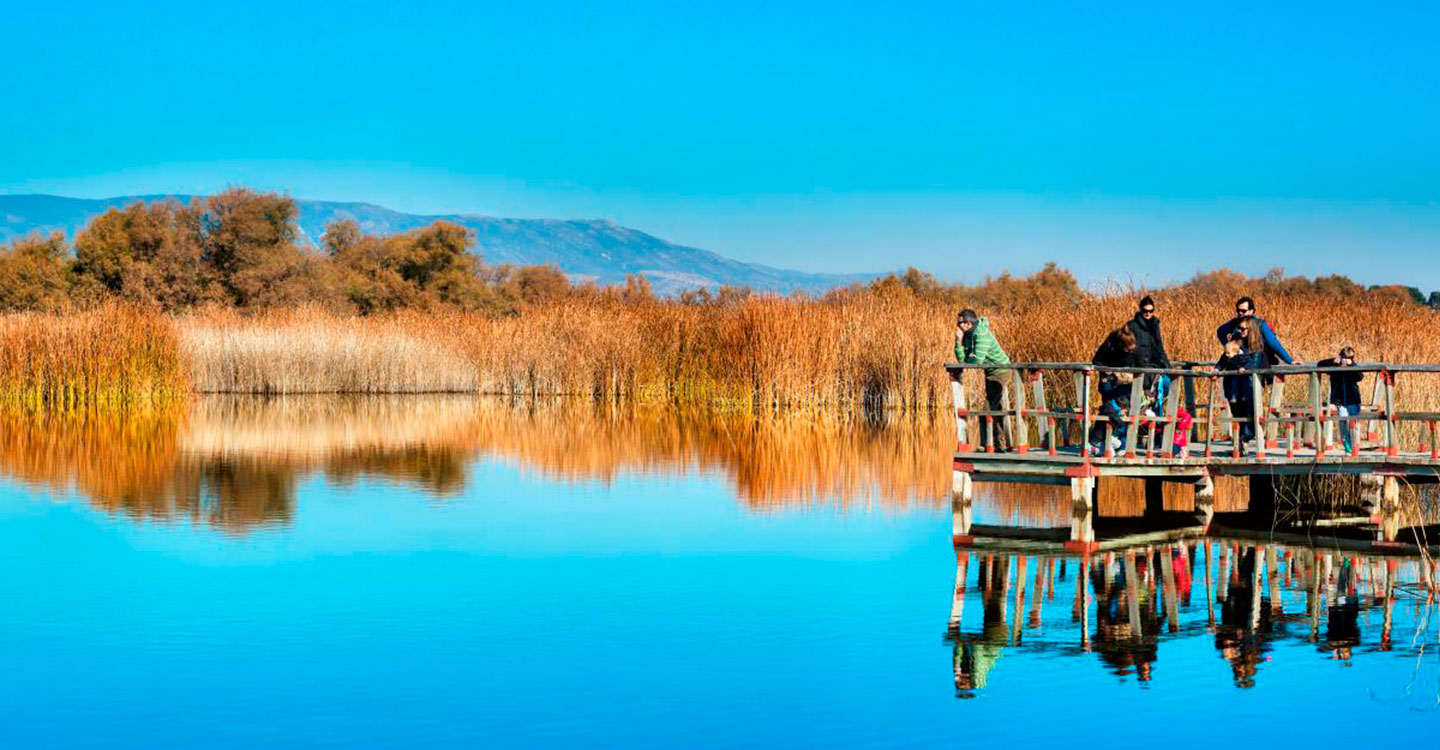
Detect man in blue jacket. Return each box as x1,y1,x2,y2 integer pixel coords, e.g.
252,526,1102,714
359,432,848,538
1216,296,1294,367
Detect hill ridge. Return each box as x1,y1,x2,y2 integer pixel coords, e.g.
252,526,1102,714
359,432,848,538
0,193,872,295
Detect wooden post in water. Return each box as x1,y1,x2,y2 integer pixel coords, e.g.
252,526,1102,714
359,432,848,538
1070,476,1096,545
1013,556,1029,645
949,552,970,633
1124,551,1143,633
1203,542,1215,628
952,470,974,542
1266,545,1282,615
1194,474,1215,528
1161,546,1179,633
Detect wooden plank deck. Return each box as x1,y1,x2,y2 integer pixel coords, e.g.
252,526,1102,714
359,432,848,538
954,443,1440,481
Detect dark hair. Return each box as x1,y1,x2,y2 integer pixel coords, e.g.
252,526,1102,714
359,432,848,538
1138,295,1155,309
1339,346,1356,360
1236,296,1255,311
958,309,979,325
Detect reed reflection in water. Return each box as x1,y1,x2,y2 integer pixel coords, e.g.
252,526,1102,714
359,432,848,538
0,396,1017,530
947,540,1439,698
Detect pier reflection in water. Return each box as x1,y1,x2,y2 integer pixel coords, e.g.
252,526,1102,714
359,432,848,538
947,539,1438,696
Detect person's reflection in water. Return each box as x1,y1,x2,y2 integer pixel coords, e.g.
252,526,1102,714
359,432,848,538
1213,546,1277,687
950,555,1010,697
1321,557,1361,662
1089,553,1159,682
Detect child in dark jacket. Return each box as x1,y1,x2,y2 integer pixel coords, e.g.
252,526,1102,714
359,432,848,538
1218,339,1262,442
1318,346,1363,452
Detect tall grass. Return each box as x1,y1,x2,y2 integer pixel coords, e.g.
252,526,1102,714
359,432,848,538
5,281,1439,411
0,304,185,409
178,307,478,394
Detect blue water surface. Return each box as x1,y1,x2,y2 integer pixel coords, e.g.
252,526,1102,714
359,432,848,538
1,423,1436,747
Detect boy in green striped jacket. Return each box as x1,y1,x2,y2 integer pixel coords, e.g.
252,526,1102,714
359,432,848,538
956,309,1012,452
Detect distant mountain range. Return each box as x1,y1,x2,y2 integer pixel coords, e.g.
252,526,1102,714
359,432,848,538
0,194,876,296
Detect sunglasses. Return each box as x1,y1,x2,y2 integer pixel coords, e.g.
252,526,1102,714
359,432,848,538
1140,307,1156,315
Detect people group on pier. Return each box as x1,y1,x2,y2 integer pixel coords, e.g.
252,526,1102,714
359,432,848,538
954,294,1364,454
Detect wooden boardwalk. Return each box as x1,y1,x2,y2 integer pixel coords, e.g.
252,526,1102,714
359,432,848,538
946,361,1440,547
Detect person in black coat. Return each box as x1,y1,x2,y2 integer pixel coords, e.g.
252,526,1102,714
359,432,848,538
1127,295,1172,404
1090,325,1137,451
1317,346,1364,451
1126,296,1171,369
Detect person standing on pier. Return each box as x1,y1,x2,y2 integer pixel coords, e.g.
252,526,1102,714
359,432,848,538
1217,296,1294,367
1317,346,1364,452
1127,295,1172,403
956,309,1012,452
1217,328,1263,443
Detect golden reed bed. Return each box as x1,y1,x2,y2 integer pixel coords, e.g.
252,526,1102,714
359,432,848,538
4,279,1437,412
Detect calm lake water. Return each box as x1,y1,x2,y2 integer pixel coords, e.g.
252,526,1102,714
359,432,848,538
1,397,1435,747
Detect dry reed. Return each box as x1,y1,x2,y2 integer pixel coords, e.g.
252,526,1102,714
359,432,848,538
4,279,1439,412
178,307,477,394
0,303,185,409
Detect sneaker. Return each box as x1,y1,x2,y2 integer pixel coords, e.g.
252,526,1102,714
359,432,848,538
1108,436,1123,453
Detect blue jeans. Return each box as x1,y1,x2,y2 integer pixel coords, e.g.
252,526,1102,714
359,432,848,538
1336,402,1361,452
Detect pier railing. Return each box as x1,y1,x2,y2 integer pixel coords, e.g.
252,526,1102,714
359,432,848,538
945,361,1440,463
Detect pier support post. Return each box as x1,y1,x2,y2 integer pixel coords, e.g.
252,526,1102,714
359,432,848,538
1194,475,1215,528
1360,473,1384,515
1368,476,1401,541
1143,478,1166,518
1247,476,1277,521
1069,476,1096,545
952,470,974,542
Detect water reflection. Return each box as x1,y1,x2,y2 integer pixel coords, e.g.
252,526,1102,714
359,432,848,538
0,397,968,530
946,539,1438,697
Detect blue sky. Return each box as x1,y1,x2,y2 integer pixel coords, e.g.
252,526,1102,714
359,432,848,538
2,0,1438,287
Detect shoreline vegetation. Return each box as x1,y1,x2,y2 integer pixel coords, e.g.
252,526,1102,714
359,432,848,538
2,188,1439,411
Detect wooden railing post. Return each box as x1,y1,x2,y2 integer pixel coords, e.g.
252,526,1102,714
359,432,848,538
1076,371,1093,461
1383,369,1398,458
1124,375,1145,458
1251,372,1266,456
1030,371,1055,455
1266,375,1284,452
1183,370,1198,444
1367,372,1384,444
950,370,970,452
1203,374,1216,458
1161,374,1182,457
1010,368,1030,454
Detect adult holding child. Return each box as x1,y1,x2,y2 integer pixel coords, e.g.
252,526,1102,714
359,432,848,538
1217,296,1294,367
955,309,1012,452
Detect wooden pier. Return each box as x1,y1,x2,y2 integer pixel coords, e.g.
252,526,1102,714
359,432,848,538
946,361,1440,548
